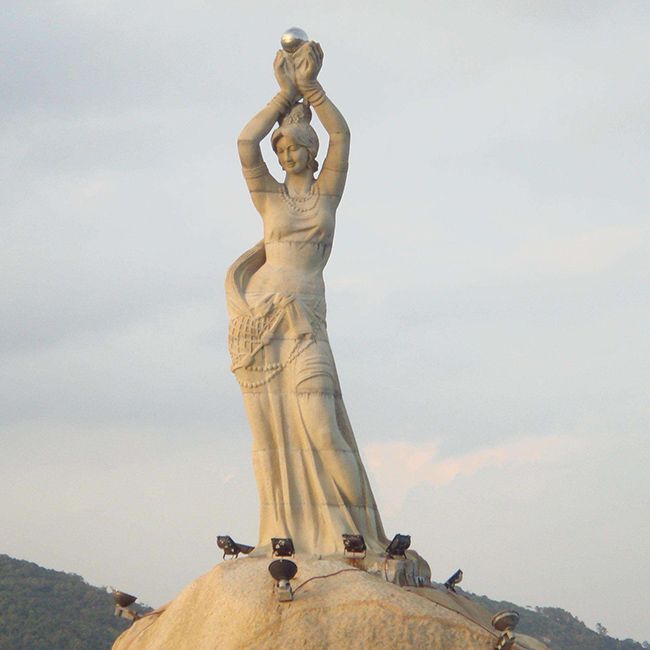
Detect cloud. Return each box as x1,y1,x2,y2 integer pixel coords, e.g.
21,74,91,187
510,226,647,276
364,434,581,514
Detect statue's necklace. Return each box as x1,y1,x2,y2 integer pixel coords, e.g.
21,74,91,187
280,182,320,213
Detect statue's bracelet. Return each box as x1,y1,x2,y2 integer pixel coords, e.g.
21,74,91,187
301,83,326,107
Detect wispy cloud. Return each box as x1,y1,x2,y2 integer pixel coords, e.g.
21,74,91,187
365,434,581,514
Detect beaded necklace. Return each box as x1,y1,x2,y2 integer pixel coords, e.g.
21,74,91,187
280,182,320,213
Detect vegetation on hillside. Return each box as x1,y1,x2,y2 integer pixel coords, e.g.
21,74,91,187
0,554,149,650
470,591,648,650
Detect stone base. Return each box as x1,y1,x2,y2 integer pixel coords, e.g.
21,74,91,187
112,557,548,650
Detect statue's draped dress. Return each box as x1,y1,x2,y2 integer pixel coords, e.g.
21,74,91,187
225,174,388,555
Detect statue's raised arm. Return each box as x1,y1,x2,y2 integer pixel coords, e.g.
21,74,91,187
236,52,299,214
294,41,350,201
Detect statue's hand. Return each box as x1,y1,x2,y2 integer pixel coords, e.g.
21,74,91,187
273,50,298,101
294,41,323,90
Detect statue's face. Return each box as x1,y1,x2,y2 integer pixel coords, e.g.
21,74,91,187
275,136,310,175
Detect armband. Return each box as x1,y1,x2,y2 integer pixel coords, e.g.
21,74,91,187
242,162,269,179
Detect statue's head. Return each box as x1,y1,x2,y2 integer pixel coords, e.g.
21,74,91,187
271,103,319,174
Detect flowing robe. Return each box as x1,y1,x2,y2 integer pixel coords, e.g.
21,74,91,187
225,188,388,556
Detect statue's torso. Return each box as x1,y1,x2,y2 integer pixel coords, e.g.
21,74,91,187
246,188,336,298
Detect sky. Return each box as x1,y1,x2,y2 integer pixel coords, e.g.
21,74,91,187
1,0,649,643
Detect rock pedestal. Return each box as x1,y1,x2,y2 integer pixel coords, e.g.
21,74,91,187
113,557,548,650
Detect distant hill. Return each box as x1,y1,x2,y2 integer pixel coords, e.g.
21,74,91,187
468,592,648,650
0,553,647,649
0,554,149,650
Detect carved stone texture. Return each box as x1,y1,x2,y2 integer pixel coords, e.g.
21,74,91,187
231,38,392,559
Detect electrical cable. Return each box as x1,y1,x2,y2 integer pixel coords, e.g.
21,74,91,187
292,568,360,594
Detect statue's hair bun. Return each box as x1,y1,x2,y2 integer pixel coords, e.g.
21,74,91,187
280,101,312,127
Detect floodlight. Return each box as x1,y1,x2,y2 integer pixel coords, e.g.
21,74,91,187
268,559,298,602
112,590,137,608
342,534,366,557
492,610,520,632
217,535,255,559
268,559,298,581
492,610,520,650
111,589,140,622
385,534,411,558
444,569,463,592
271,537,295,557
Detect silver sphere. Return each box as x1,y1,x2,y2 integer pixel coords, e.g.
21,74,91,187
281,27,308,53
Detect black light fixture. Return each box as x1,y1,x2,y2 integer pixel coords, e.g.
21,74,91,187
268,559,298,602
113,591,137,608
444,569,463,592
492,610,520,650
385,534,411,558
111,589,140,622
342,534,366,558
492,610,520,632
271,537,295,557
216,535,255,559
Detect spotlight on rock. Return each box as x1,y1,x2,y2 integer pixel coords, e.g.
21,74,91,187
492,610,520,650
492,610,520,632
271,537,295,557
342,534,366,558
385,534,411,558
444,569,463,593
216,535,255,560
111,589,140,622
268,559,298,602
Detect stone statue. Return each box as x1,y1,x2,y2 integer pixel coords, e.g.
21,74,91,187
112,30,549,650
226,33,389,556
